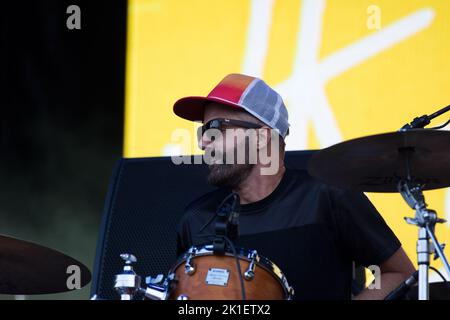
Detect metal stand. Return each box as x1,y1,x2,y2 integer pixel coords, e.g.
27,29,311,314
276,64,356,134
113,253,171,300
398,180,450,300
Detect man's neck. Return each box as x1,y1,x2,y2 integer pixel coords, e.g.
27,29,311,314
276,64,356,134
233,164,286,204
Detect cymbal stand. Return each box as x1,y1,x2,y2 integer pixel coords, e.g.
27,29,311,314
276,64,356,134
398,179,450,300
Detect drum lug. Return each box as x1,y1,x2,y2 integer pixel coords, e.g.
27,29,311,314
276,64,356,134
288,287,296,300
244,250,258,281
184,247,197,275
244,269,254,280
177,294,189,300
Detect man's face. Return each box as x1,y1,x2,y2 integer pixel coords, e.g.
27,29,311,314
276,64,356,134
201,103,262,189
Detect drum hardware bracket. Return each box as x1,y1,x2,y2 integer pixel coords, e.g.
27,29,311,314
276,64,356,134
184,247,197,275
244,250,259,280
114,253,171,300
142,274,172,300
114,253,142,300
140,283,170,300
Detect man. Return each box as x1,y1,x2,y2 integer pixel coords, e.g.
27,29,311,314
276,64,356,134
173,73,415,300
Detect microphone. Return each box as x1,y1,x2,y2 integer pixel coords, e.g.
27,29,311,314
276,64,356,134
213,193,240,254
226,193,240,242
400,115,431,130
400,104,450,130
384,271,419,300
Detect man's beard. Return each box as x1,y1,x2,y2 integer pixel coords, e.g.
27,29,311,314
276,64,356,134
207,163,254,189
206,139,255,189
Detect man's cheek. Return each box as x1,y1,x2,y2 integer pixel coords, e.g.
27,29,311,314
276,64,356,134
204,146,223,165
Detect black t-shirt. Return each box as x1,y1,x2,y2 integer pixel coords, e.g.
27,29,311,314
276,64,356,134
176,168,401,300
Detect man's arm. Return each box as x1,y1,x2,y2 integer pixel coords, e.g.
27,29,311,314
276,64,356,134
353,247,416,300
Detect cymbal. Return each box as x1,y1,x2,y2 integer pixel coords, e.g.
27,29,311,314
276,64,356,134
307,129,450,192
0,234,91,295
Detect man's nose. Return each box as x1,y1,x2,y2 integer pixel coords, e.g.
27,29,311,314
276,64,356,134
199,133,213,150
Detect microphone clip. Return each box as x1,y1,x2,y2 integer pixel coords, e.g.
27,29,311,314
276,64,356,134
400,115,430,131
213,193,240,255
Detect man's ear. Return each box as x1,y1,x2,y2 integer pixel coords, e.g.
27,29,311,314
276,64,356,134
257,127,271,150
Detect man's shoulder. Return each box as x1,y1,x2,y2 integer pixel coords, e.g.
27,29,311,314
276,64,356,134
284,167,310,181
286,167,375,211
284,167,350,200
285,167,330,189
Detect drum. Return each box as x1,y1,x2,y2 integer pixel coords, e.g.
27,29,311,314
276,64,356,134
167,244,294,300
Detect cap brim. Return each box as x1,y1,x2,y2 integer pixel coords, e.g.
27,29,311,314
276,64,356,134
173,96,243,122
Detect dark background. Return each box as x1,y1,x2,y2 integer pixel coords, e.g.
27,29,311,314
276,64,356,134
1,0,127,299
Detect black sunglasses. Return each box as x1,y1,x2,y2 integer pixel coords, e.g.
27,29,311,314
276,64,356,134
197,118,263,141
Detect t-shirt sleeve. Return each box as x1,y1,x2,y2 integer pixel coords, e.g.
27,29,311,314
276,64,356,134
332,188,402,267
